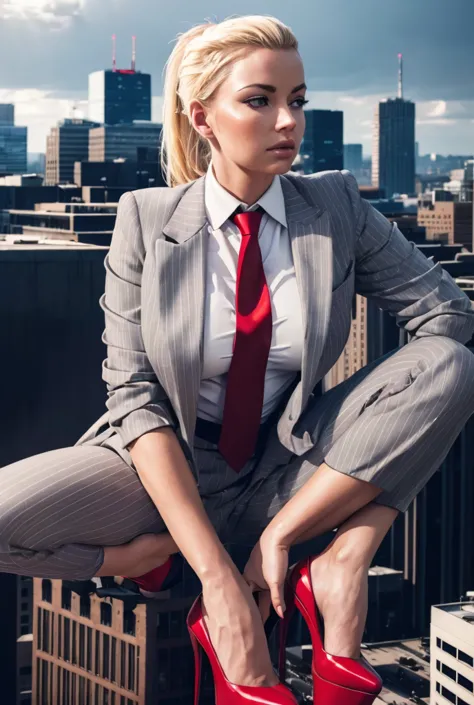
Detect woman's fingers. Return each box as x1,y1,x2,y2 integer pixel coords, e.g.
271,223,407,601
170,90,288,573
257,590,272,623
269,580,286,619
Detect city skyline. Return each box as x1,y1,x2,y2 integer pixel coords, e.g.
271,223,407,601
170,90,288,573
0,0,473,155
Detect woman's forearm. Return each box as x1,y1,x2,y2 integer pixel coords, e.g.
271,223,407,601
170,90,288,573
263,463,355,546
128,427,237,583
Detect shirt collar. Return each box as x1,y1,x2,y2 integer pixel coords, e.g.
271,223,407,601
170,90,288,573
204,160,288,230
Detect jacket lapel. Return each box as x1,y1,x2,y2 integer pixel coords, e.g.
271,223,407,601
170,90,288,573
280,176,333,424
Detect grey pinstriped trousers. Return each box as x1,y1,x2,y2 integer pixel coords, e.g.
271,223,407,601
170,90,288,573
1,336,473,581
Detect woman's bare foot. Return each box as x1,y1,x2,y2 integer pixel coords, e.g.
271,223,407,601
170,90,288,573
309,547,369,658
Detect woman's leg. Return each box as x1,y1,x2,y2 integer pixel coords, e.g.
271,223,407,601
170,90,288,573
0,445,170,580
308,502,398,657
232,337,474,652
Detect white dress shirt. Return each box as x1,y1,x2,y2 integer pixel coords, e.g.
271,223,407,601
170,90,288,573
196,161,304,423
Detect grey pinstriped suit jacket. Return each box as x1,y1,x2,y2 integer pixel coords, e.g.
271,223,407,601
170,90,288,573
75,169,474,476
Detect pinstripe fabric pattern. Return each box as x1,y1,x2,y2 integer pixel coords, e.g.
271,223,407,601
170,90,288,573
75,168,474,474
1,168,473,580
1,333,473,579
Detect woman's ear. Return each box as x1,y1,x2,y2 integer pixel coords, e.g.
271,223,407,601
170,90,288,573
189,99,215,140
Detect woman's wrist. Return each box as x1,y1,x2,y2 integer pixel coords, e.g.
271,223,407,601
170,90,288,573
197,549,241,587
261,518,295,550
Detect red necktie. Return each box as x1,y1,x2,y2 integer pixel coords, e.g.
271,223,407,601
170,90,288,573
218,207,273,472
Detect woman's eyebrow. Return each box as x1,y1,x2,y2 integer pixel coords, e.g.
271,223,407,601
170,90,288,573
237,82,307,93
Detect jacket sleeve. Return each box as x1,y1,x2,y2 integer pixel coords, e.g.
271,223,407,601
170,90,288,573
101,190,177,449
341,169,474,344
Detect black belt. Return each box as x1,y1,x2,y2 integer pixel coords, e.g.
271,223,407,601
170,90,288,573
195,411,276,449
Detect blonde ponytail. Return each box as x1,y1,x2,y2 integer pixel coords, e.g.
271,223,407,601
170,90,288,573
160,15,298,188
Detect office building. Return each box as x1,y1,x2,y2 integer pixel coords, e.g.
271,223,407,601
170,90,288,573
0,102,15,126
324,293,366,390
45,118,100,185
372,55,415,197
431,602,474,705
372,97,416,197
417,201,473,246
89,70,151,126
74,157,166,201
88,37,151,125
0,103,28,175
4,202,118,245
88,122,161,162
32,578,214,704
300,109,343,173
344,143,363,173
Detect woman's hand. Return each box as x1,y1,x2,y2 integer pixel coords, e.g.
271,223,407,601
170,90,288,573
202,569,278,686
243,529,290,620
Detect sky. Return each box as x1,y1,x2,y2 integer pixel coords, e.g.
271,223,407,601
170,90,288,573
0,0,473,156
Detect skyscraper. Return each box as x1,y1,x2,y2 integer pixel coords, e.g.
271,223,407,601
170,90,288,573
300,109,344,173
0,103,27,175
89,36,151,125
45,118,100,185
0,103,15,126
372,54,416,197
88,123,161,162
344,144,363,173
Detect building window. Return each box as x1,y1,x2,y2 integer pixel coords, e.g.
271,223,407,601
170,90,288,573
64,617,71,662
442,640,457,657
441,662,456,681
42,580,52,603
80,595,91,619
458,649,473,667
100,602,112,627
458,673,473,693
61,585,72,611
441,685,456,703
123,610,136,636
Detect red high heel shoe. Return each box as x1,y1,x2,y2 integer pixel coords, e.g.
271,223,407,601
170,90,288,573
186,594,299,705
279,556,382,705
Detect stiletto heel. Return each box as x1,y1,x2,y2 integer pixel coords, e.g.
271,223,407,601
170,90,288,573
278,582,296,681
187,628,202,705
186,593,299,704
279,556,382,705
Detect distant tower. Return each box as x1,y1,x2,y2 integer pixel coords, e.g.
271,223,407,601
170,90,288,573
0,103,27,174
372,53,415,197
300,109,344,173
88,35,151,125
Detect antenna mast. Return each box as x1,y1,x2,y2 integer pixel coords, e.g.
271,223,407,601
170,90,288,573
131,35,136,72
112,34,117,72
397,53,403,99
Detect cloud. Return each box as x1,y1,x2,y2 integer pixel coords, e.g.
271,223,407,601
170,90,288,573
0,0,86,28
417,100,474,125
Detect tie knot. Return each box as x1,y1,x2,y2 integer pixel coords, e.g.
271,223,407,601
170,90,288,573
231,206,264,236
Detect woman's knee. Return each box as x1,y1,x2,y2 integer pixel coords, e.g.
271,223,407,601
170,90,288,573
412,337,474,390
437,338,474,388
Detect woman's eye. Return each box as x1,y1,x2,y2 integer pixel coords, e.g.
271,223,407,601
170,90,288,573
293,98,309,108
245,96,268,108
244,96,309,109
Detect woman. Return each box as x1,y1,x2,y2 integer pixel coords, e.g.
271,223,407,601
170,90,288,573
2,14,474,705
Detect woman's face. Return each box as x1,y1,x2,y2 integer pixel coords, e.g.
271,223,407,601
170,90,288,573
191,47,307,176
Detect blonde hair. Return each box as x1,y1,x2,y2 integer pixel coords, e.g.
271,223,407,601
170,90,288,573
160,15,298,187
